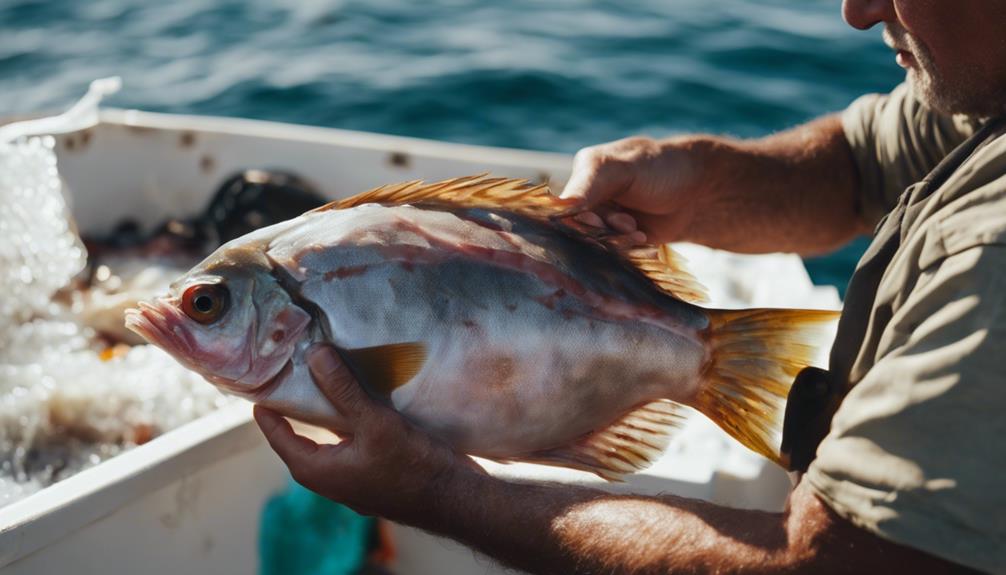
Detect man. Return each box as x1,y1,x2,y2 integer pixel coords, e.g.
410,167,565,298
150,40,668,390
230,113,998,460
254,1,1004,572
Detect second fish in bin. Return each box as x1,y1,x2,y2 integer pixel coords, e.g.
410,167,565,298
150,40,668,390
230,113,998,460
73,170,328,345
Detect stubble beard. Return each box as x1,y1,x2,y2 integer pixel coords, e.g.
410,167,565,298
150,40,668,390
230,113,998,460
908,46,992,118
887,26,1006,118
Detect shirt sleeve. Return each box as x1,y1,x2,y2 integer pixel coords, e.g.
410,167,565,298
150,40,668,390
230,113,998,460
805,243,1006,574
841,83,976,225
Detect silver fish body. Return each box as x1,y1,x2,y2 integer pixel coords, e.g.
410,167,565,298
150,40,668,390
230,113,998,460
128,176,837,478
255,203,708,456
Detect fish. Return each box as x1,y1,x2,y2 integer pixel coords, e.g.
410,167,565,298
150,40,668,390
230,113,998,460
125,175,838,480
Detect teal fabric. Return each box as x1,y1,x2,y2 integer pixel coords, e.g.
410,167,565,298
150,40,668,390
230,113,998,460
259,479,374,575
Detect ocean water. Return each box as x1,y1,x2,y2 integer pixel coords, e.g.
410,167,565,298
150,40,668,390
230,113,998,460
1,0,904,291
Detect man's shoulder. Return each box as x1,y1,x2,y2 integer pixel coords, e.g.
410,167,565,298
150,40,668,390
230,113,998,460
842,83,979,223
924,136,1006,268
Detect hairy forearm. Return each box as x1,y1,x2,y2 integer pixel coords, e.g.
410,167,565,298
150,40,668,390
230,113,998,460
410,467,790,575
673,115,869,255
260,350,978,575
397,469,970,575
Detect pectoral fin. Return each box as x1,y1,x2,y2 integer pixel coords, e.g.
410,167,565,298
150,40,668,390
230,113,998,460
343,342,428,397
515,399,688,481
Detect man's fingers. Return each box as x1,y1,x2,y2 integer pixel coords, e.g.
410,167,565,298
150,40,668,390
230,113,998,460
255,406,352,488
604,212,638,234
622,230,649,246
254,405,321,468
603,230,649,249
559,147,623,211
570,208,647,247
630,211,677,244
573,211,606,228
307,344,373,422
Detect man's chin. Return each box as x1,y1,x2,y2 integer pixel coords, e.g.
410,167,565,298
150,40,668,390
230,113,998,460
906,70,946,111
909,71,1006,118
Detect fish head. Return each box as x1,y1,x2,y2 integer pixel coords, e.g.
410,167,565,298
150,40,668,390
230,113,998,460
125,259,312,398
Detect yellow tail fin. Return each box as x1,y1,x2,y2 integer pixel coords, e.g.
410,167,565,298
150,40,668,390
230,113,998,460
693,308,839,465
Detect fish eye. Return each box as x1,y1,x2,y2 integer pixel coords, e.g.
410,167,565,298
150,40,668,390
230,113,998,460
181,283,229,324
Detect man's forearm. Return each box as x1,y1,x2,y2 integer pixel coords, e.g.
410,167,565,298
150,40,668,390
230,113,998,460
401,468,972,575
411,466,789,575
673,115,869,255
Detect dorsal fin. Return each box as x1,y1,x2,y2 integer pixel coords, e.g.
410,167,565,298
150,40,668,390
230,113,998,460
625,245,708,304
510,399,689,481
316,174,707,303
312,173,574,218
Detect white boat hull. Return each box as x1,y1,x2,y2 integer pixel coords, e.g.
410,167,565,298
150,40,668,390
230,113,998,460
0,110,838,574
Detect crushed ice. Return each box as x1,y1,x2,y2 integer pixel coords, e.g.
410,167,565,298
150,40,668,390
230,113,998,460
0,80,231,507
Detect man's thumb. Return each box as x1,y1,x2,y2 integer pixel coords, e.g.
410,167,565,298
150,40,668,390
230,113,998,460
559,161,601,205
307,344,370,420
559,146,628,211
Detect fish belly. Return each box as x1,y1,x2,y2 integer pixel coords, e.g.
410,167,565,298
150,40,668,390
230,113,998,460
294,253,706,458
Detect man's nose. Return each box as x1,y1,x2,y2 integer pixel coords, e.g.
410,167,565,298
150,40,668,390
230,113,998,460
842,0,896,30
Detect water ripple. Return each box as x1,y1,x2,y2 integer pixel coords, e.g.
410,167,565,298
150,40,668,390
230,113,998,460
0,0,902,289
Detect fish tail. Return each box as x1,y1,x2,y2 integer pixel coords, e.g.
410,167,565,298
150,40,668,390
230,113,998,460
693,308,839,466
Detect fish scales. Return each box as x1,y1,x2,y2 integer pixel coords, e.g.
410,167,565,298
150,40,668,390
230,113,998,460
268,204,708,454
126,175,838,478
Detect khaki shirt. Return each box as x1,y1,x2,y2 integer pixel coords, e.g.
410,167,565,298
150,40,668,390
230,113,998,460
805,83,1006,574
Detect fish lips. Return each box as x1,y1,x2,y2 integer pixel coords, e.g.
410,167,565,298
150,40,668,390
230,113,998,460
125,297,296,398
124,297,249,382
125,297,199,357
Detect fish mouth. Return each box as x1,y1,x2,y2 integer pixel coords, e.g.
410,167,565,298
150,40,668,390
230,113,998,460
126,298,289,398
125,297,196,356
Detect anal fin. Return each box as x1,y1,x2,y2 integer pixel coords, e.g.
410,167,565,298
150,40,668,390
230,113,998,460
517,399,688,481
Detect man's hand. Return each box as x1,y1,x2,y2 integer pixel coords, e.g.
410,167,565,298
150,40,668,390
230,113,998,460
561,135,707,245
561,117,870,255
253,344,475,522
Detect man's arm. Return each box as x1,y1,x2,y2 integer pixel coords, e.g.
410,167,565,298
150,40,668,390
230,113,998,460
254,345,976,575
426,469,976,575
561,115,872,255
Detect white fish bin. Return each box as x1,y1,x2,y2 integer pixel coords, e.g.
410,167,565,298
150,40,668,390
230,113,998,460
0,104,840,574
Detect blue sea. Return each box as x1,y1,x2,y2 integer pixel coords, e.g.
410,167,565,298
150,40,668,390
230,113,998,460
1,0,903,292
